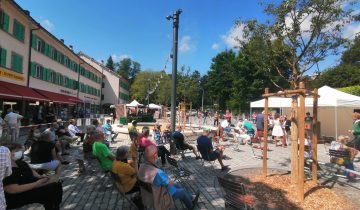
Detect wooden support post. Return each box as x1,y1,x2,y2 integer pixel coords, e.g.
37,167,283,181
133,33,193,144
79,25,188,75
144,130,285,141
291,94,299,185
263,88,269,178
298,82,305,202
312,88,318,183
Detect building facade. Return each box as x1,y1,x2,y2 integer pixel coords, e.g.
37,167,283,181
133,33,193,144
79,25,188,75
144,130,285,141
79,52,130,110
0,0,102,124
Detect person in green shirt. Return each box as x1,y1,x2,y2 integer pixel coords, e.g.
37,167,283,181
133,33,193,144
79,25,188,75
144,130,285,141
347,112,360,150
92,131,115,171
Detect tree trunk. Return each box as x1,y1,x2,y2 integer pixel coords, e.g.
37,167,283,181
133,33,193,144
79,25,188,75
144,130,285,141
290,95,299,185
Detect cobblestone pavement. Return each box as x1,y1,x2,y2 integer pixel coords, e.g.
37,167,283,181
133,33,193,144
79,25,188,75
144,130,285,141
19,125,360,210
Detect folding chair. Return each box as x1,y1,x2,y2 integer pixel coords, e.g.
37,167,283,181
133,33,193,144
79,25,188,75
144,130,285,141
166,156,192,184
94,157,113,189
110,172,139,210
196,145,216,170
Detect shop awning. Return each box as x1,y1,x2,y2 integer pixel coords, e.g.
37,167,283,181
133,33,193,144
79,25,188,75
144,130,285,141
0,81,49,101
67,95,83,103
34,89,78,104
0,82,23,100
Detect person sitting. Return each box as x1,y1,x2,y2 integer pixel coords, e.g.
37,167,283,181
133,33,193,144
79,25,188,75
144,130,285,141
234,126,251,145
24,125,41,150
29,131,68,174
153,124,162,145
172,125,200,159
197,127,228,171
92,119,103,133
139,127,171,167
128,120,139,142
103,119,118,143
129,135,139,171
45,123,69,156
162,124,172,144
67,119,85,144
330,135,358,177
2,142,63,210
137,145,199,210
92,131,115,171
112,146,139,194
56,123,78,145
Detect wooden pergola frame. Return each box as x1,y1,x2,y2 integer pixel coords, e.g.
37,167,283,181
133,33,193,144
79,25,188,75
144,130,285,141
178,102,192,130
262,82,319,202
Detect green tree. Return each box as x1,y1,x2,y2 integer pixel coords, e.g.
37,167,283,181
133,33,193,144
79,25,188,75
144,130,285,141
105,56,115,71
177,66,200,104
237,0,356,187
341,35,360,64
117,58,141,84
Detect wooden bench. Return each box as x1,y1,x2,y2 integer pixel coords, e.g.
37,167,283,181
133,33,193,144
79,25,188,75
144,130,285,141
217,176,255,210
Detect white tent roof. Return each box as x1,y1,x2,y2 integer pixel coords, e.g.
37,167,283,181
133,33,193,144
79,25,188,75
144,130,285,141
250,86,360,108
126,100,143,107
148,103,161,109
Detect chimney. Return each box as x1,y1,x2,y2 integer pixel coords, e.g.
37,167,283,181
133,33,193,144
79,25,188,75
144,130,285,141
60,39,64,43
101,60,104,65
24,10,30,16
69,45,73,51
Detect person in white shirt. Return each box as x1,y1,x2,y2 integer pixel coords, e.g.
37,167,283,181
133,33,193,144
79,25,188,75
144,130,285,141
0,116,4,139
67,119,85,144
4,109,23,142
0,146,12,210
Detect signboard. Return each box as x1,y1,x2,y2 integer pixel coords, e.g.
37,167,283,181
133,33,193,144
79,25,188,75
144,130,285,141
0,68,24,81
85,118,91,126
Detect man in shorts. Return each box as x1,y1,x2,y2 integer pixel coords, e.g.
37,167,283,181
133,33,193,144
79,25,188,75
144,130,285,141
172,125,200,159
197,127,228,170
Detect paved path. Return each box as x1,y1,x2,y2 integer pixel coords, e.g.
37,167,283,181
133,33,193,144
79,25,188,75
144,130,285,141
19,125,360,210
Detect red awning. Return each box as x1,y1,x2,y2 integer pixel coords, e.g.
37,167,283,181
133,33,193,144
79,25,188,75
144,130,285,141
0,81,49,101
0,82,23,100
34,89,80,105
66,95,83,103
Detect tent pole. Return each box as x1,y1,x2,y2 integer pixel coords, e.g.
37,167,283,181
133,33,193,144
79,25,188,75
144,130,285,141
263,88,269,178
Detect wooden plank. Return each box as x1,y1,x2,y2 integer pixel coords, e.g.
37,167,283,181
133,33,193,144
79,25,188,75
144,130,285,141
312,88,318,183
298,82,305,202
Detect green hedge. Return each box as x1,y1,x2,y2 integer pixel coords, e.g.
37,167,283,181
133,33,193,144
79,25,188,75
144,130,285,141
337,85,360,96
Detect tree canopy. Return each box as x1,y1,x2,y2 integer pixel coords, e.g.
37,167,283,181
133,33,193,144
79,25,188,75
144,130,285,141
105,56,115,71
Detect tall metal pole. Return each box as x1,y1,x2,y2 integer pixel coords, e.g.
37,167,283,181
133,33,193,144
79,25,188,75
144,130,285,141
201,88,204,112
168,9,182,133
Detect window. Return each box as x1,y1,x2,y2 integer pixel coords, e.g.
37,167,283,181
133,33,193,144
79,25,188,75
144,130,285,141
35,65,43,78
36,39,45,52
51,48,57,60
0,10,9,32
50,71,56,83
0,48,6,67
13,19,25,41
72,63,77,72
60,53,64,64
11,52,23,73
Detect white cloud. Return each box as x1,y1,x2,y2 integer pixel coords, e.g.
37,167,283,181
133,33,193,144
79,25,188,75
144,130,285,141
211,43,219,50
179,36,193,52
221,25,246,48
111,54,132,62
343,23,360,39
40,19,55,31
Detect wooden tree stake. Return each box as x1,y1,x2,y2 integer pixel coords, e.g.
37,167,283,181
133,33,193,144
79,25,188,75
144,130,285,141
263,88,269,178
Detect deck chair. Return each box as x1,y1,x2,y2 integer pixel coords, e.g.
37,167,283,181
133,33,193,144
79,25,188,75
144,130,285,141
110,172,139,210
217,176,255,210
196,145,216,170
166,156,192,184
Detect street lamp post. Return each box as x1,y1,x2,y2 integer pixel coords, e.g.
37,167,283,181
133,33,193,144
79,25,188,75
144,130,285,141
167,9,182,133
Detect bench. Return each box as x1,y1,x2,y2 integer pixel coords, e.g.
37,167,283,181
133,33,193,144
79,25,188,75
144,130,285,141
217,176,255,210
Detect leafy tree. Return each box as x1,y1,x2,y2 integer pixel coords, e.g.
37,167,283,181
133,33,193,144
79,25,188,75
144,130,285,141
177,66,200,104
117,58,141,84
237,0,356,187
105,56,115,71
314,35,360,88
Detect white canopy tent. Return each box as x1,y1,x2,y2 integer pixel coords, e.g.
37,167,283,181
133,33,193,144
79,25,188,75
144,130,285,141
126,100,143,107
148,103,162,109
250,86,360,137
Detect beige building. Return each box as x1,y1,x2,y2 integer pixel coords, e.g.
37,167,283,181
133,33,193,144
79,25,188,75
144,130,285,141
79,52,130,109
0,0,103,123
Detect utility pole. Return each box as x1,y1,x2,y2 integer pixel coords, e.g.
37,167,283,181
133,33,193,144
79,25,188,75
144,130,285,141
167,9,182,133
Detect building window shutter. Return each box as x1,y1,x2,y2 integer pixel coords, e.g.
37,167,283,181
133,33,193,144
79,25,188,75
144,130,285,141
47,69,51,82
31,34,38,49
0,48,6,67
13,20,25,41
1,12,9,32
30,62,36,77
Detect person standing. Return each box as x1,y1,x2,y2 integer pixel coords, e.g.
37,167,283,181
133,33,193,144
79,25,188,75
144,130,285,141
255,111,265,142
305,112,313,138
4,109,23,142
225,110,231,124
272,113,285,147
0,146,12,210
347,112,360,150
213,111,219,127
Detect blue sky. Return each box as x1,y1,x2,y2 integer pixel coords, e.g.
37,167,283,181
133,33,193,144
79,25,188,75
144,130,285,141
16,0,360,75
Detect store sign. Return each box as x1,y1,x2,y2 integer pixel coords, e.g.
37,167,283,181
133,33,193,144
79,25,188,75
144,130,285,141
0,68,24,81
60,89,76,96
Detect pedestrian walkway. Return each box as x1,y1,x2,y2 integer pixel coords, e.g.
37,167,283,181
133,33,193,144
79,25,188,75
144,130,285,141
18,125,360,209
